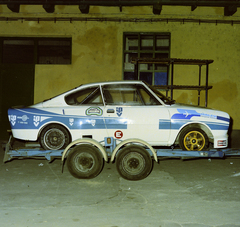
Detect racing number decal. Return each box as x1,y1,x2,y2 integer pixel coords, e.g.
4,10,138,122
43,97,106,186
114,130,123,139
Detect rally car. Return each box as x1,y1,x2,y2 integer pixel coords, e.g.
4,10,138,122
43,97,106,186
8,80,230,151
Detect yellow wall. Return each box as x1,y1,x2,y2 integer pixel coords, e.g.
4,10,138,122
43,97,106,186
0,5,240,129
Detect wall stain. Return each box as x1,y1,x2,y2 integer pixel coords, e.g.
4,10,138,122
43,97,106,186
76,25,119,65
174,91,200,105
56,5,66,11
214,7,223,15
210,79,238,103
90,6,101,14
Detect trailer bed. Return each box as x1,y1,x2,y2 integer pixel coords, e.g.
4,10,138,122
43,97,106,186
3,137,240,163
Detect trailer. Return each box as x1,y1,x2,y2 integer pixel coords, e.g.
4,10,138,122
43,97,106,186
3,135,240,181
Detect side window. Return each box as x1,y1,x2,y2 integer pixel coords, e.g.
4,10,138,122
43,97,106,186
65,87,103,105
103,84,143,105
138,87,161,105
102,84,160,105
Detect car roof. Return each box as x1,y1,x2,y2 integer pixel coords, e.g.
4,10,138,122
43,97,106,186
80,80,144,87
33,80,146,107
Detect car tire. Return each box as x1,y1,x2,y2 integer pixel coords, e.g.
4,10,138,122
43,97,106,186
67,144,104,179
40,124,70,150
179,127,209,151
116,145,153,181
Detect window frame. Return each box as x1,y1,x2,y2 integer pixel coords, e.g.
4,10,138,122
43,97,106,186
1,37,72,65
102,84,161,106
65,86,103,106
123,32,171,86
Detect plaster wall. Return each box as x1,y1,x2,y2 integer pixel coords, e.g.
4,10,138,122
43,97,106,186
0,5,239,130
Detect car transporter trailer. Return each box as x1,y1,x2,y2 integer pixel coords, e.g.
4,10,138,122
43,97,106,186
3,135,240,181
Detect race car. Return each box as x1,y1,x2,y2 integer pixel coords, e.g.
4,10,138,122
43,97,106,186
8,80,230,151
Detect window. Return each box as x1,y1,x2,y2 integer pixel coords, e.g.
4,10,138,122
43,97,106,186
2,39,34,64
123,33,170,85
38,39,71,64
65,86,103,105
1,37,71,64
102,84,160,106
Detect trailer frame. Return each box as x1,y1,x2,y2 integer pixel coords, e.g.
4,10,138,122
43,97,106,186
3,135,240,164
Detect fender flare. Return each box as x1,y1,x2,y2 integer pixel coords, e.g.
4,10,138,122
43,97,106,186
110,138,158,162
61,138,108,162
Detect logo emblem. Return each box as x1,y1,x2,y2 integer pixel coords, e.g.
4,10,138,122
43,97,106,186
21,115,29,121
116,107,123,117
69,118,74,126
9,115,16,126
91,119,96,126
33,116,40,127
86,107,103,116
114,130,123,139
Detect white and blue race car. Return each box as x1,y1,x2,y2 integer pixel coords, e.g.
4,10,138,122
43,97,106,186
8,80,230,151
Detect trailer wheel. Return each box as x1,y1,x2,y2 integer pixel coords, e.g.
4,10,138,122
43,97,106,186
40,124,70,150
116,145,153,181
67,144,104,179
179,127,209,151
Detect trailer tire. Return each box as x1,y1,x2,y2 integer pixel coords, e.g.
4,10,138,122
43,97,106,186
67,144,104,179
179,127,209,151
40,124,70,150
116,145,153,181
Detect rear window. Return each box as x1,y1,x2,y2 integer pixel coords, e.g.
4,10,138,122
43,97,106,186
65,86,103,105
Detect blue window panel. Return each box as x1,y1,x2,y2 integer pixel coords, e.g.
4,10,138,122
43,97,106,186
154,72,168,86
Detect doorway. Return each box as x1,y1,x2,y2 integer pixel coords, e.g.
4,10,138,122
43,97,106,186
0,64,35,140
0,37,72,140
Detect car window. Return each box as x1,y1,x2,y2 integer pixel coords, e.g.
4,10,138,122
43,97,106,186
102,84,160,105
148,85,175,105
65,86,103,105
138,87,160,105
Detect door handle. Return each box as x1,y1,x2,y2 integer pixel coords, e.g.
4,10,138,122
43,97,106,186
107,109,115,113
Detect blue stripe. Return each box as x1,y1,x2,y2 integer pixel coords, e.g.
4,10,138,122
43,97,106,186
217,116,230,123
159,120,171,129
8,108,128,130
105,118,128,129
160,119,229,131
206,122,229,130
171,120,185,130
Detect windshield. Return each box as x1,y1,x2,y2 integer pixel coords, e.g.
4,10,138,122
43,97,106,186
147,84,175,105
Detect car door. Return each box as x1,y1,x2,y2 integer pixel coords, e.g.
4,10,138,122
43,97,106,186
101,83,171,146
63,85,108,141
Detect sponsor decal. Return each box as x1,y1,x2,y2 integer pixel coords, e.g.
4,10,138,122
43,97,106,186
114,130,123,139
91,119,96,126
172,109,217,120
86,107,103,116
20,115,29,121
9,115,16,126
16,115,30,125
200,112,217,119
69,118,74,126
33,116,40,127
33,116,50,127
116,107,123,117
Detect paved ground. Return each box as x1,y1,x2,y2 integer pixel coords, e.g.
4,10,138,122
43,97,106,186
0,141,240,227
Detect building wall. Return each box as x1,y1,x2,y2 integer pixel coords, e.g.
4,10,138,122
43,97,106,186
0,5,239,132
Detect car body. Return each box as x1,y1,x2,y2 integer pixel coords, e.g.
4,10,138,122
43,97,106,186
8,80,230,151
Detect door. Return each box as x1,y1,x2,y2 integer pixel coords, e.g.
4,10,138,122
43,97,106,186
102,83,171,145
63,85,108,141
0,64,35,140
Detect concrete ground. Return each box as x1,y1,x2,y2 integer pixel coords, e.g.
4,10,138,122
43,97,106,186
0,141,240,227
